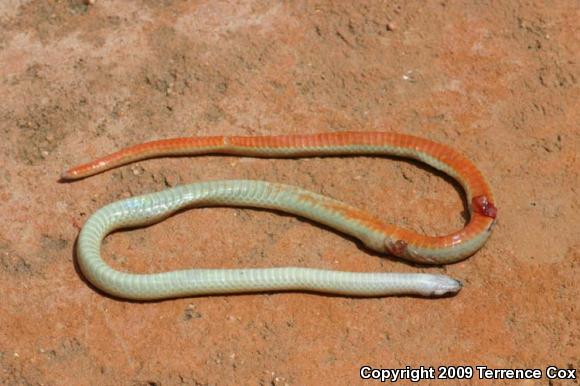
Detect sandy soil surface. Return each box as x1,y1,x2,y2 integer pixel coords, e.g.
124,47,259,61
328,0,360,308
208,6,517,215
1,1,578,385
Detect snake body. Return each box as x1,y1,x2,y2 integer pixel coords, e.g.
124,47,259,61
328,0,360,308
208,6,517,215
63,132,497,300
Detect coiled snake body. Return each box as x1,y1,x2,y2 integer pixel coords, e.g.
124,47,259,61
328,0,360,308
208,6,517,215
62,132,497,300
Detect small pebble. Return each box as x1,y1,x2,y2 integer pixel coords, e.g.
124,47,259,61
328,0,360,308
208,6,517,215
164,174,179,187
131,166,143,176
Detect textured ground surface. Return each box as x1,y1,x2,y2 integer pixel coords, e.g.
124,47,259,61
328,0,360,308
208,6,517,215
0,1,578,385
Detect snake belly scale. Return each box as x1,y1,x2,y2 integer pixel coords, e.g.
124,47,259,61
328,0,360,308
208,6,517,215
63,132,497,300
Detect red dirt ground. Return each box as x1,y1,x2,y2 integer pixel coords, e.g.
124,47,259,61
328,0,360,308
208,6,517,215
1,1,578,385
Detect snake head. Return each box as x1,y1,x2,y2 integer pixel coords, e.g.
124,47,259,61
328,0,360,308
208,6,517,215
419,275,463,296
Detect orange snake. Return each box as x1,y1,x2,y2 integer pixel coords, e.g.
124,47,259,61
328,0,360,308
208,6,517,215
63,132,497,300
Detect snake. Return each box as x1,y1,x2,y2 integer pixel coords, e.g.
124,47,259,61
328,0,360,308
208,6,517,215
62,132,497,300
